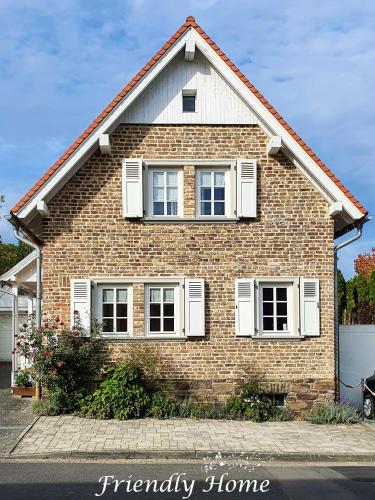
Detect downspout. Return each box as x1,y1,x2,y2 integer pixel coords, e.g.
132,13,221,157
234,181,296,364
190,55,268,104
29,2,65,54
334,220,367,401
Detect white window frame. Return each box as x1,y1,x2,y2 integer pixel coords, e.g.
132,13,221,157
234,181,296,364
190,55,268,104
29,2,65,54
196,167,234,218
255,278,299,338
145,283,183,337
182,89,197,113
146,167,184,217
96,284,133,338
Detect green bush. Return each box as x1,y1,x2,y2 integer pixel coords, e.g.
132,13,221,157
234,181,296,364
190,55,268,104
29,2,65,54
15,371,32,388
268,406,293,422
225,380,274,422
303,402,360,424
190,402,228,419
16,316,106,415
146,392,183,419
32,398,60,416
79,363,149,420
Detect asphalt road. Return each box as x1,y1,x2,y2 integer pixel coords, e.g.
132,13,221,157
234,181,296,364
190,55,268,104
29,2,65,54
0,461,374,500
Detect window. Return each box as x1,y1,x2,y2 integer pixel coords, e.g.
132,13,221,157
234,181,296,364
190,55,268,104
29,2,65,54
182,90,196,112
148,169,182,217
146,285,180,335
258,282,294,335
98,286,131,337
197,170,228,216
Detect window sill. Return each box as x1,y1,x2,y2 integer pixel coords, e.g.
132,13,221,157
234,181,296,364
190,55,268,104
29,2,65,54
143,217,240,224
103,335,187,342
251,335,305,341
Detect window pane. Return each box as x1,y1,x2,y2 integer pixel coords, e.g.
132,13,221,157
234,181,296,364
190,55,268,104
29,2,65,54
116,318,127,332
167,202,178,215
214,172,225,187
214,202,225,215
277,317,288,331
153,172,164,187
103,318,113,332
201,202,211,215
201,187,211,201
263,317,274,331
276,288,287,301
103,289,113,303
262,288,273,301
150,289,161,302
150,318,160,332
277,302,287,316
200,172,211,187
150,303,161,316
103,304,113,317
183,95,195,112
263,302,273,316
214,187,225,201
163,288,174,302
167,187,177,202
153,187,164,202
163,318,174,332
153,202,164,215
166,172,178,187
117,304,128,317
116,289,127,303
163,303,174,316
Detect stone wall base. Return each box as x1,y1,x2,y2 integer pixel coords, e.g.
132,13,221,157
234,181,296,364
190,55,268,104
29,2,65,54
149,377,335,413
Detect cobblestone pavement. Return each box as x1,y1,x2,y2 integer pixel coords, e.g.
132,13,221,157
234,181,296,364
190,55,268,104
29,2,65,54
12,415,375,459
0,363,34,455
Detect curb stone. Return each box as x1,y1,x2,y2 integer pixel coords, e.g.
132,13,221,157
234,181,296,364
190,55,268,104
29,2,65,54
7,449,375,462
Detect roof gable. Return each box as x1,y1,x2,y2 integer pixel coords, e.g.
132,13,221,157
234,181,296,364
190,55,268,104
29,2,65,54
12,16,367,222
123,48,258,124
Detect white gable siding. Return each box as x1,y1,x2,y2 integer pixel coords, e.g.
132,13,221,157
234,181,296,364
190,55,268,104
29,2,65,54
122,49,258,125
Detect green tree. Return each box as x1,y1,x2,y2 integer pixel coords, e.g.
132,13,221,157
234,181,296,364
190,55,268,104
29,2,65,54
337,269,346,323
369,271,375,305
0,241,32,276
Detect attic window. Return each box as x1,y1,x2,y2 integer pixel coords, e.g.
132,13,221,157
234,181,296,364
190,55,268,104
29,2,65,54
182,90,196,112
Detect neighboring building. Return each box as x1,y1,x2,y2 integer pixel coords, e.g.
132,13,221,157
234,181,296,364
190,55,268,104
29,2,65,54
0,252,36,383
8,18,368,410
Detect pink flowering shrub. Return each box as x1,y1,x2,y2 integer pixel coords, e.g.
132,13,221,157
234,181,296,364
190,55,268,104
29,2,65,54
14,315,106,414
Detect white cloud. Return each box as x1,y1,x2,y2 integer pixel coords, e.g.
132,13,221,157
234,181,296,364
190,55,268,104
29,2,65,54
0,0,373,276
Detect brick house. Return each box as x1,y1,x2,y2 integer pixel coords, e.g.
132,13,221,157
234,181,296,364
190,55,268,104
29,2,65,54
8,17,368,411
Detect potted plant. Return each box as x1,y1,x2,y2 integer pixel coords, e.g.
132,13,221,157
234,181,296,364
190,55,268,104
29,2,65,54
11,370,36,398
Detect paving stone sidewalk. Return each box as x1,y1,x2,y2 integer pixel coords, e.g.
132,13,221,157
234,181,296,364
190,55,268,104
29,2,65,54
10,416,375,460
0,364,34,456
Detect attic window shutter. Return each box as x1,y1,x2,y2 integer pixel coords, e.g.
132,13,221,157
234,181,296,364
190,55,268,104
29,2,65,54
122,158,143,218
300,278,320,336
184,279,205,336
71,279,91,335
235,278,255,336
236,160,257,218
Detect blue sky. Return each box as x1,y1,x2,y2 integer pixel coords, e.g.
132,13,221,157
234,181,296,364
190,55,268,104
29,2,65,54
0,0,373,278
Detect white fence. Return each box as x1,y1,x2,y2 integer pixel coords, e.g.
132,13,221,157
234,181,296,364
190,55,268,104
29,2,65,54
339,325,375,408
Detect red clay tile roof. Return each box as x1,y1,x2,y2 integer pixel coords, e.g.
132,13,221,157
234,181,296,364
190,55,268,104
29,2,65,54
12,16,367,215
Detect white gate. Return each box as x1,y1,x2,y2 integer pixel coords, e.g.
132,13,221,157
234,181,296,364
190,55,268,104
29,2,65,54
339,325,375,408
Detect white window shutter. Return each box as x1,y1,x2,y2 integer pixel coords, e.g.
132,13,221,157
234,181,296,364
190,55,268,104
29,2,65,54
236,160,257,218
122,158,143,218
235,278,255,336
184,279,205,336
70,279,91,335
300,278,320,336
